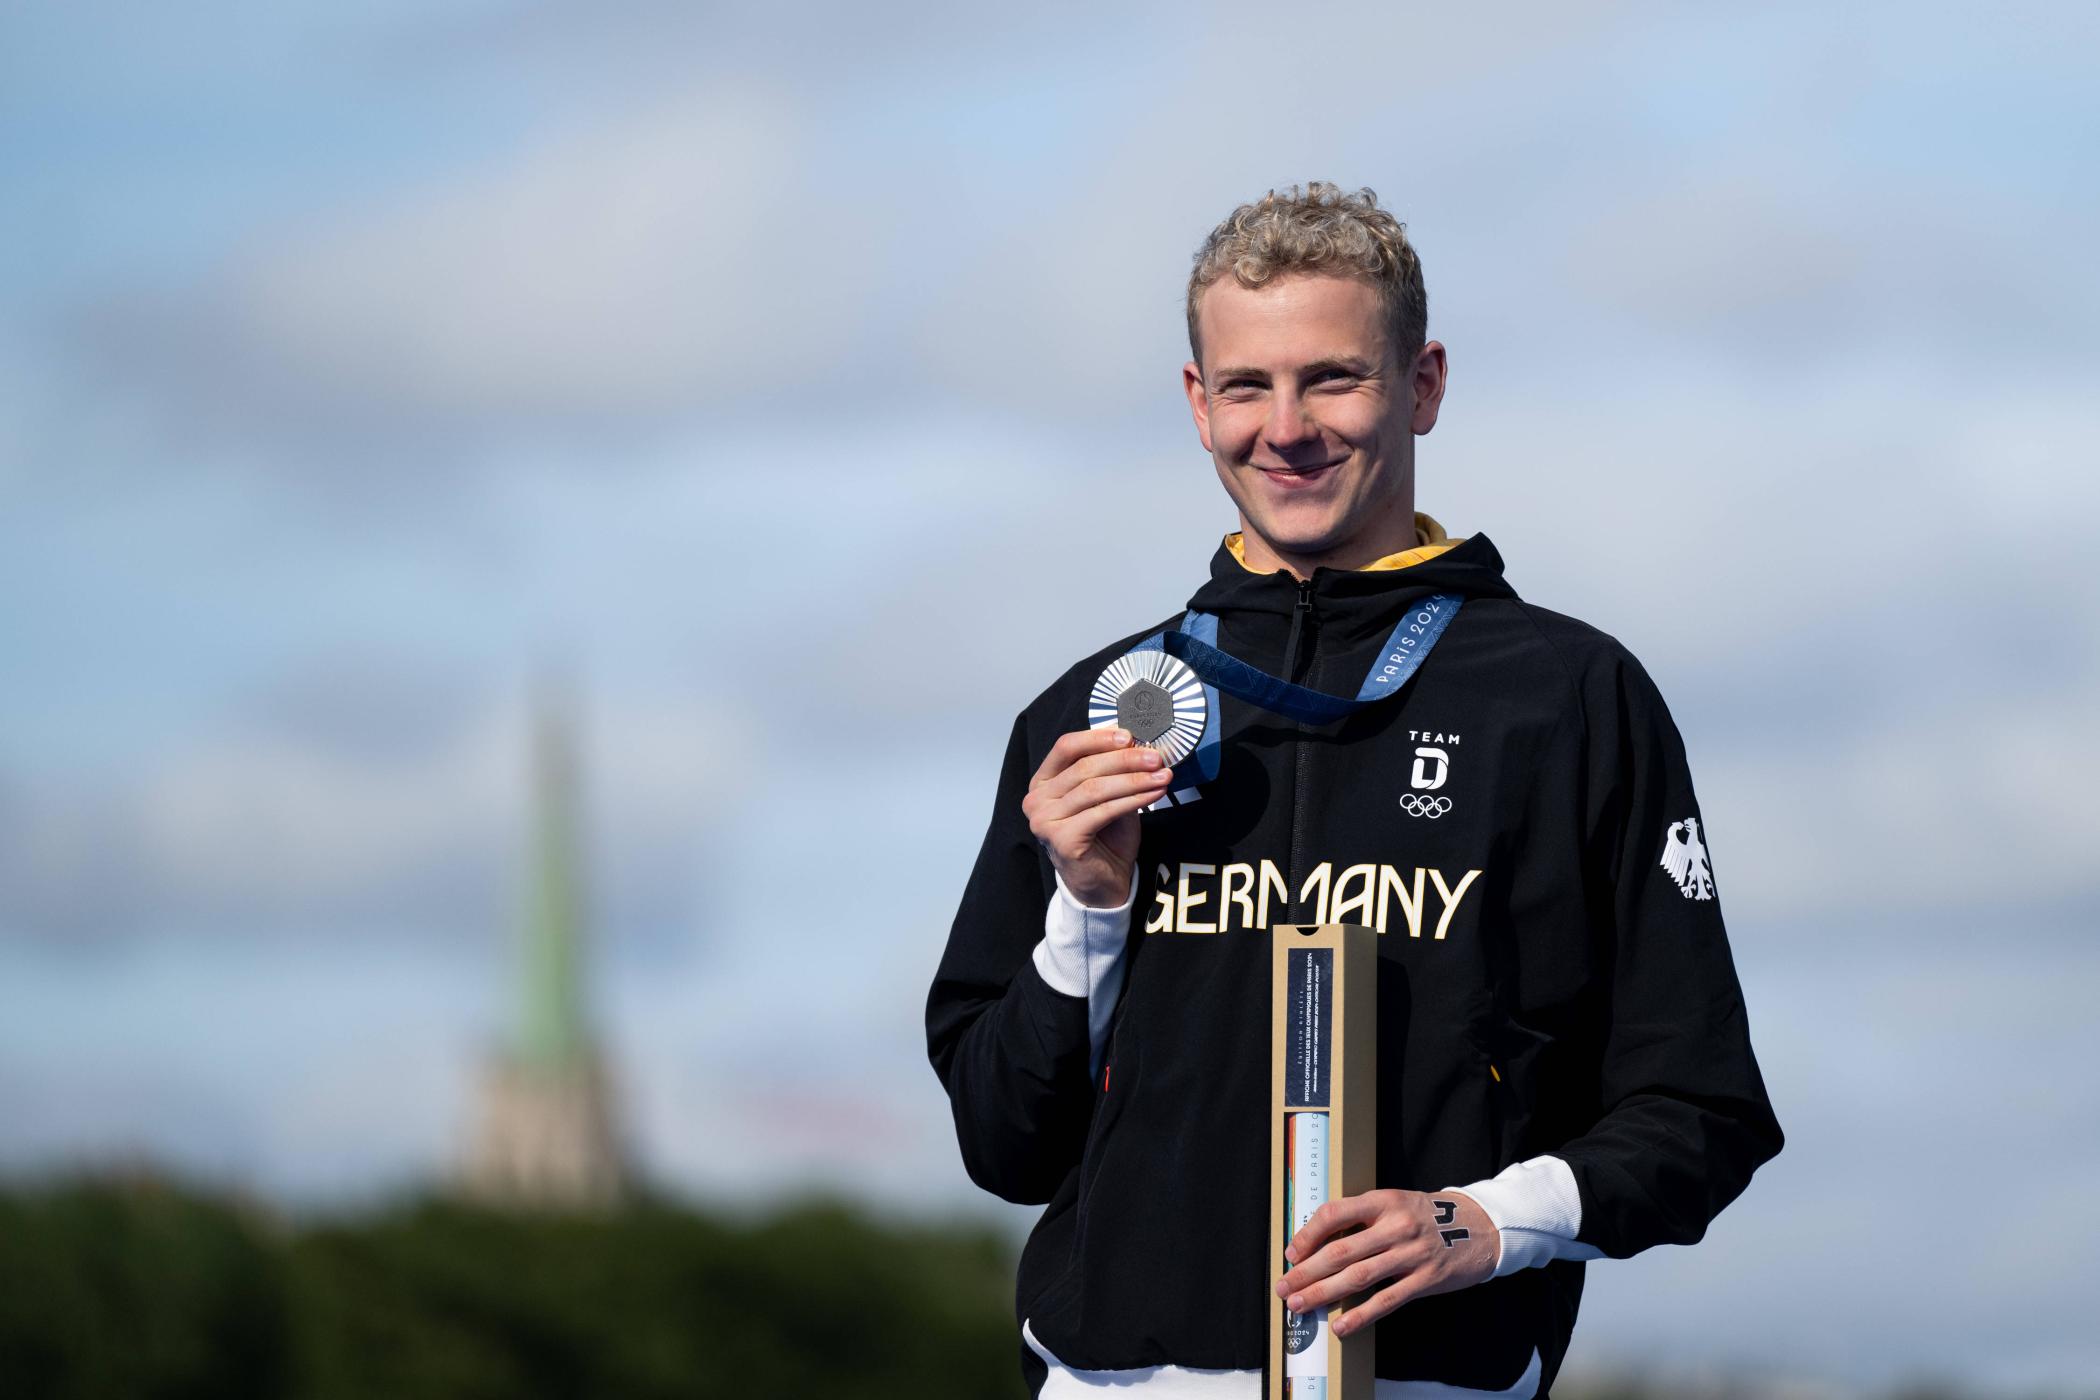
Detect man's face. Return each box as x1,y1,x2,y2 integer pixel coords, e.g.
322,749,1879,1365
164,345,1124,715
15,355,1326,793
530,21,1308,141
1183,273,1446,575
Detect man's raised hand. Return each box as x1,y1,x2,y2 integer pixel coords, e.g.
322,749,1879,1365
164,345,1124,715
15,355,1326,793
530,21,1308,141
1021,728,1173,908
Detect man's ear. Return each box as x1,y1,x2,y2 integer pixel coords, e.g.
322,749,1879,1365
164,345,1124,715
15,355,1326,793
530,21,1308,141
1409,341,1450,435
1183,360,1214,454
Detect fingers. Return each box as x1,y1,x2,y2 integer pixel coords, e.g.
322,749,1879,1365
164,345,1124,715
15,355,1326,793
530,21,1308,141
1283,1247,1413,1316
1275,1190,1486,1327
1024,729,1178,845
1032,733,1168,805
1028,760,1173,830
1332,1267,1434,1338
1276,1216,1393,1301
1284,1191,1388,1266
1279,1191,1435,1316
1056,785,1171,843
1030,726,1137,789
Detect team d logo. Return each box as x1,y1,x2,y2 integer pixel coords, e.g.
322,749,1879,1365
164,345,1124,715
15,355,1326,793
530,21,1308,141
1400,746,1453,818
1659,817,1715,901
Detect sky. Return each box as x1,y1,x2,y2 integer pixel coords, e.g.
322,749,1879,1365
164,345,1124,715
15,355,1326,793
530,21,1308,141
3,2,2098,1393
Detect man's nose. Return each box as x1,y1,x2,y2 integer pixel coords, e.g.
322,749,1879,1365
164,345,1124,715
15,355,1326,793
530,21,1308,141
1264,389,1319,450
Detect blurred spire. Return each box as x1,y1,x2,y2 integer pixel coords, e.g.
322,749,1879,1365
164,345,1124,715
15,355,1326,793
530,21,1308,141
517,669,586,1073
461,663,628,1210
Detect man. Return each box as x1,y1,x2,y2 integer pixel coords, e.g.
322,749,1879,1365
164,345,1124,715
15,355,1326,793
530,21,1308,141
925,183,1783,1399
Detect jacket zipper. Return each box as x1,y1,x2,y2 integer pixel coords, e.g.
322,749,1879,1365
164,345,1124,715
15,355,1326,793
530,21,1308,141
1281,577,1312,682
1286,577,1316,918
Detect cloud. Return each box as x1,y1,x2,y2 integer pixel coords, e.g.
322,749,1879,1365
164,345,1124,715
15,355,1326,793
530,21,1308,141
60,79,896,462
1559,163,2100,368
237,83,833,416
1703,684,2100,926
0,670,752,944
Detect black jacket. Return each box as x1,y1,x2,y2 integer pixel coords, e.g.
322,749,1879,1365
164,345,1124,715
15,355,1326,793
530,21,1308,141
925,531,1784,1396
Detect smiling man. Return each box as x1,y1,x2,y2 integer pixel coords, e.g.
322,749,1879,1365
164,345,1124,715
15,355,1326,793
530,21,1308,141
1186,269,1434,576
926,183,1783,1399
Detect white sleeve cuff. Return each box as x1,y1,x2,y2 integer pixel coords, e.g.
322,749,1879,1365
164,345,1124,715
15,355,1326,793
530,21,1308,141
1443,1154,1607,1277
1031,866,1139,1078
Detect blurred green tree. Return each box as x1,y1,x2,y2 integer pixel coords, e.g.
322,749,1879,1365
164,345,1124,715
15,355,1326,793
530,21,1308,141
0,1175,294,1400
0,1176,1024,1400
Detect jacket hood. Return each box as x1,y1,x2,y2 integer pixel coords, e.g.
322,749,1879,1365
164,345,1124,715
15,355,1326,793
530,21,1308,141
1186,512,1518,660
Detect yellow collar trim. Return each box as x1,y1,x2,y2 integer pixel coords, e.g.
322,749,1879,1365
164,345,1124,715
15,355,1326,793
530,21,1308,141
1224,512,1463,574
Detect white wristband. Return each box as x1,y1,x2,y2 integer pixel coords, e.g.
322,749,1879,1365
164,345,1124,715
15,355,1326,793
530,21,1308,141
1442,1155,1606,1276
1031,866,1139,1077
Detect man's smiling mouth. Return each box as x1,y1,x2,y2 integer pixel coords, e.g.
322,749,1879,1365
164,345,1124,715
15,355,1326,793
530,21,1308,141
1258,461,1342,481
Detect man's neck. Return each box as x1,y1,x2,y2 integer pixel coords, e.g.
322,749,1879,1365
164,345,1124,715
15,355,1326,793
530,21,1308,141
1237,500,1422,580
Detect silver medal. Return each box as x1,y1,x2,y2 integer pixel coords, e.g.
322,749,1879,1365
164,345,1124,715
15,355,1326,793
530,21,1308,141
1089,649,1207,769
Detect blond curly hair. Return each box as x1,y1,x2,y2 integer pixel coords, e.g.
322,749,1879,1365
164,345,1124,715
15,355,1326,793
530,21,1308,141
1185,182,1427,367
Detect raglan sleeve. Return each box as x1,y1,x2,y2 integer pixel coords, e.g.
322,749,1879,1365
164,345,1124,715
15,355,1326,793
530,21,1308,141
1544,645,1786,1260
924,711,1107,1205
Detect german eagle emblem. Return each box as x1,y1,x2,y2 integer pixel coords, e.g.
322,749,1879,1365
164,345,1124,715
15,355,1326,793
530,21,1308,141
1659,817,1714,901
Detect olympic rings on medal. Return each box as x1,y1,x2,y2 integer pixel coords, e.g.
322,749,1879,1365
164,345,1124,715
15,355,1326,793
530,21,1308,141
1399,794,1453,818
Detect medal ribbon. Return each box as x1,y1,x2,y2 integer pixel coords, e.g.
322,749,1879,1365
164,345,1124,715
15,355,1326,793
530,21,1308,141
1140,592,1462,728
1127,592,1461,793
